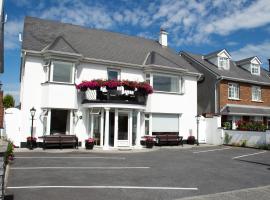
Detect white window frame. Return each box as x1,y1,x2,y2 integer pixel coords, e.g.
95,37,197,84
252,86,262,101
251,64,260,75
107,68,121,80
152,73,180,93
228,83,239,100
218,57,229,69
50,61,75,84
218,57,230,70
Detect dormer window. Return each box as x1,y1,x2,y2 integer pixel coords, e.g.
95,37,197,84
251,63,260,75
219,57,229,70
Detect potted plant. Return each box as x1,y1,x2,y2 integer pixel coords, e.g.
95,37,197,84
187,136,196,145
145,136,154,148
85,138,95,149
223,122,231,130
26,137,37,149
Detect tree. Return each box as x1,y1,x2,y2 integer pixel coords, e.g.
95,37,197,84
3,94,15,108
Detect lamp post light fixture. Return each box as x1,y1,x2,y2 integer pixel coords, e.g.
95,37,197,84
195,115,200,146
30,107,36,150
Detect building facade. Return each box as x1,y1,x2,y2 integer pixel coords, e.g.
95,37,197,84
17,17,201,148
181,49,270,129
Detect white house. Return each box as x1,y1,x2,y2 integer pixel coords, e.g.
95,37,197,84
16,17,201,149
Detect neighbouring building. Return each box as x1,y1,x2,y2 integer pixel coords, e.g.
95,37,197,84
181,49,270,129
0,0,4,130
16,17,202,148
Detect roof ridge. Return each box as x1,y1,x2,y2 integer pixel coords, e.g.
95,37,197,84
25,16,159,45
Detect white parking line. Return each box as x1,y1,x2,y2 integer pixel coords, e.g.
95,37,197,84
193,147,232,154
10,166,150,170
15,157,125,160
7,185,198,191
232,151,267,159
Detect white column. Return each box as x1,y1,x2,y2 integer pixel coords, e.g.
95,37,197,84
114,109,118,148
90,114,94,138
70,110,74,135
103,108,110,150
46,109,51,135
129,111,133,147
149,113,152,136
100,109,104,147
136,110,141,147
178,114,181,136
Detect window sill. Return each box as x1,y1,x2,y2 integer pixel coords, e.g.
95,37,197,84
41,81,75,86
154,91,184,95
228,98,241,101
251,100,264,103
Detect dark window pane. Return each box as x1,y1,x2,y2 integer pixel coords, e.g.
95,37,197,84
108,70,119,80
50,110,68,134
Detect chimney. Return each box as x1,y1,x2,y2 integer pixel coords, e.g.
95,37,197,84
159,28,168,47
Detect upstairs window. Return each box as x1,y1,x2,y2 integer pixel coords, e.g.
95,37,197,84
51,61,74,83
153,74,179,93
219,57,229,69
228,83,239,99
252,86,261,101
251,64,260,75
107,69,120,80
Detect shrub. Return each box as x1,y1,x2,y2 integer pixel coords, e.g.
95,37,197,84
236,120,267,132
4,140,14,164
224,133,232,145
223,122,231,130
3,94,15,108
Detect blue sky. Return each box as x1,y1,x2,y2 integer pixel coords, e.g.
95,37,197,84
1,0,270,104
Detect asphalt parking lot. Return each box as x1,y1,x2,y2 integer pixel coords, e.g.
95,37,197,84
5,146,270,200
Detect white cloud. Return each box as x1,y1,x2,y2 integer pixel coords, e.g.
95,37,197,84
6,0,270,50
4,19,24,50
231,41,270,65
203,0,270,35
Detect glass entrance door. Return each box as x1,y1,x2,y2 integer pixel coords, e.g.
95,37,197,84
117,112,130,146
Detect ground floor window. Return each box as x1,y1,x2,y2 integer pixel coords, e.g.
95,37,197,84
50,109,70,134
152,113,179,135
145,114,150,135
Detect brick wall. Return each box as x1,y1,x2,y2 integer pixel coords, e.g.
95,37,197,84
219,80,270,109
0,91,3,128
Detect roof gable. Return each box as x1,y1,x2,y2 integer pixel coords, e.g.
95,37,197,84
42,36,79,54
204,49,231,59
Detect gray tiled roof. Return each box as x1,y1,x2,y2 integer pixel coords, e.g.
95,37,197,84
221,105,270,116
22,17,199,74
182,52,270,85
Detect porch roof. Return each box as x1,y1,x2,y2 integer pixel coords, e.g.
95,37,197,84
221,104,270,116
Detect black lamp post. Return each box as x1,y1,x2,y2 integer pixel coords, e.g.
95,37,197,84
195,115,200,146
30,107,36,150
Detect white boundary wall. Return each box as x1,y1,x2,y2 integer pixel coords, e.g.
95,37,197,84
223,130,270,147
3,108,22,147
199,116,222,145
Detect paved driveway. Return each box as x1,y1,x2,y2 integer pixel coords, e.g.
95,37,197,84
5,146,270,200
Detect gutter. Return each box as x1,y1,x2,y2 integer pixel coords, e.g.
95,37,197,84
214,76,223,114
